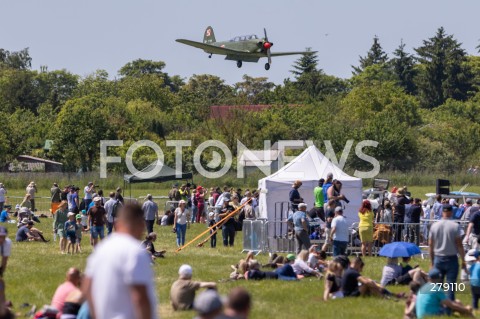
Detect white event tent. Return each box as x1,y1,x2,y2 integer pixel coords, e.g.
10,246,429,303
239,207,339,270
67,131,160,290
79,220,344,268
258,145,363,223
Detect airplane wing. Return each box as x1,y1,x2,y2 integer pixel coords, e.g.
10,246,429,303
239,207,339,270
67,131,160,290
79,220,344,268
269,51,317,57
176,39,246,55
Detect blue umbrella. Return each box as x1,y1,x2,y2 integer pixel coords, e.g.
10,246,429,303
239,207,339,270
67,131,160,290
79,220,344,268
378,242,421,258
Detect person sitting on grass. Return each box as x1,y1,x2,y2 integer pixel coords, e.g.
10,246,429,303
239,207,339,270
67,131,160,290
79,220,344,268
245,260,278,280
193,289,224,319
380,257,402,287
275,254,298,281
170,264,217,311
415,268,474,319
51,268,82,317
307,246,328,271
404,281,421,319
29,223,49,242
324,261,344,301
341,257,400,298
15,221,40,242
65,212,78,254
292,250,322,278
230,251,256,280
141,232,166,260
0,206,10,223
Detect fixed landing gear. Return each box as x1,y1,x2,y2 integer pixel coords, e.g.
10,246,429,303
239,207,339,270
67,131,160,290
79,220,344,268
237,60,242,68
209,54,212,58
265,63,270,70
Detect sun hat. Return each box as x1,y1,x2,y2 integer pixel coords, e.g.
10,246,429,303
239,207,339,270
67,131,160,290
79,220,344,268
93,196,102,203
209,212,214,218
67,212,75,217
178,264,193,278
179,199,186,205
21,218,29,224
396,188,406,196
20,207,29,213
298,203,307,209
76,214,82,219
145,194,152,200
194,290,223,316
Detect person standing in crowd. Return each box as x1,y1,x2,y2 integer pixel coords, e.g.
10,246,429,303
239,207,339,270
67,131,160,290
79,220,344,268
51,183,61,204
54,201,69,254
310,179,325,221
179,184,190,205
429,204,466,301
173,200,189,247
142,194,158,234
322,200,336,252
289,180,303,212
168,184,180,202
224,287,252,319
0,227,11,277
191,189,198,223
322,173,334,205
330,207,349,256
83,203,158,319
379,200,393,223
405,198,422,245
214,186,231,215
83,182,95,210
67,187,79,214
195,186,207,224
393,188,410,242
219,198,237,247
65,212,78,254
115,187,124,204
87,197,106,246
464,202,480,250
0,184,6,213
51,268,82,316
212,187,220,206
104,192,117,235
243,193,254,219
208,212,217,248
327,180,347,208
26,181,36,212
358,200,374,257
432,194,443,220
293,203,311,254
208,188,215,208
170,264,217,311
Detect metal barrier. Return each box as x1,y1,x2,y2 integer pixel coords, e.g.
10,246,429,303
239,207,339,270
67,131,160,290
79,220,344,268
242,219,267,255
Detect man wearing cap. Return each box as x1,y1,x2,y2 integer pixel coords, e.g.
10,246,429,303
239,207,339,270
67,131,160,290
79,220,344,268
0,183,6,213
170,264,217,311
0,227,11,276
293,203,311,254
429,204,466,301
103,192,117,235
87,196,107,246
330,207,349,256
16,221,38,242
142,194,158,234
193,290,224,319
83,203,158,319
416,268,473,318
26,182,36,212
53,201,69,254
464,203,480,250
289,180,303,212
83,182,95,210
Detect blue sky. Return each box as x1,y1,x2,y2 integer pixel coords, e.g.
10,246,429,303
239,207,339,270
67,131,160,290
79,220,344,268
1,0,479,84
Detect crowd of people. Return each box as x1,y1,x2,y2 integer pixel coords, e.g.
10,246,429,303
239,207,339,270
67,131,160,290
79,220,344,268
1,177,480,318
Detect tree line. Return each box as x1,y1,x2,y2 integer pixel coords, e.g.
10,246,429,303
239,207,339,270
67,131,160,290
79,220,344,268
0,27,479,175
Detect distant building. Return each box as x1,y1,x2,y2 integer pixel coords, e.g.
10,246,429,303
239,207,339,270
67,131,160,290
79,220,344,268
5,155,63,172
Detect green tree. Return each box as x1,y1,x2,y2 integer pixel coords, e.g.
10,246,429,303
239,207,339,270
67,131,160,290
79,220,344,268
391,41,417,94
415,27,474,108
235,75,275,104
290,48,318,78
353,36,388,74
36,69,79,111
0,48,32,70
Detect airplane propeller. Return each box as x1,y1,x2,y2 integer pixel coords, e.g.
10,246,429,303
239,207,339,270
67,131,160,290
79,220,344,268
263,28,273,65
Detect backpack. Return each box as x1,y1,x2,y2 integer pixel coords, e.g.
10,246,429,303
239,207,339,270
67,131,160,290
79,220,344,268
111,200,122,219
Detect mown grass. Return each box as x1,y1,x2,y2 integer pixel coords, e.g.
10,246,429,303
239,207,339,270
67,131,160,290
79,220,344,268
3,218,474,319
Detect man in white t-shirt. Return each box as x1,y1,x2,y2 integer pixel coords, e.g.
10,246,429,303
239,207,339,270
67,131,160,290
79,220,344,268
0,227,11,277
0,184,6,213
330,207,349,257
83,203,158,319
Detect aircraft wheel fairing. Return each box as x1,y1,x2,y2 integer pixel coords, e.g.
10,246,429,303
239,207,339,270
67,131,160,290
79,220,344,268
265,63,270,70
237,61,242,68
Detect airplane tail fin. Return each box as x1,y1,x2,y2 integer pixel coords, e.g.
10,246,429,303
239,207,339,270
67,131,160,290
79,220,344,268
203,26,216,43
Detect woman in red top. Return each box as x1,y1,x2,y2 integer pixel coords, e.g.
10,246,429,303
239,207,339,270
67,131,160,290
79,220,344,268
195,186,207,223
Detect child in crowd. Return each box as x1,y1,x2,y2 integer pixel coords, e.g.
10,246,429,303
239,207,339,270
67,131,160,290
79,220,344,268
469,250,480,309
404,281,421,319
208,212,216,248
309,227,321,240
64,212,78,254
80,210,88,230
307,245,327,271
75,214,83,253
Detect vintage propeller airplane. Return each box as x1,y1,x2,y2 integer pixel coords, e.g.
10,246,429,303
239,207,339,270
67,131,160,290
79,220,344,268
176,26,314,70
